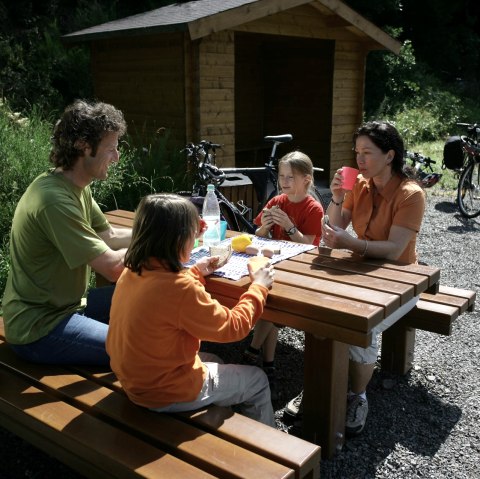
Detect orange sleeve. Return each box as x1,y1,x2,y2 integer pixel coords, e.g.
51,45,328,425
178,279,268,343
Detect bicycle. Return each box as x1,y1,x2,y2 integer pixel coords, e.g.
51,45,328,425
455,123,480,218
181,140,256,233
405,150,442,188
181,134,326,232
222,134,294,215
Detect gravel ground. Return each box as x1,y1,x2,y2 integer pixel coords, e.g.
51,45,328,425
1,192,479,478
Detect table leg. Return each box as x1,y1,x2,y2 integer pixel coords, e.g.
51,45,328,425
302,334,349,458
381,320,416,375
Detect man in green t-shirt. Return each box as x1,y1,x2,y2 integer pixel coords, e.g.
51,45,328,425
2,100,131,365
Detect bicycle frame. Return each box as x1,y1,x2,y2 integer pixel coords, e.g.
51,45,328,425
182,134,326,232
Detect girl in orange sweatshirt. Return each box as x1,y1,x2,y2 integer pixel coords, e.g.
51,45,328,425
107,193,276,426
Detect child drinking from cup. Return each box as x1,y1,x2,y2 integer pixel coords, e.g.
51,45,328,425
107,193,276,426
243,151,324,399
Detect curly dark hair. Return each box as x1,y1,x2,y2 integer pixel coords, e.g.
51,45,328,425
353,121,416,180
124,194,199,274
49,100,127,170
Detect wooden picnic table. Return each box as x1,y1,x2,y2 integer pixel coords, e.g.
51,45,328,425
103,209,441,458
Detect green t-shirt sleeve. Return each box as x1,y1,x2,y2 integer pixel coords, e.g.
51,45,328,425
38,201,109,270
91,198,110,233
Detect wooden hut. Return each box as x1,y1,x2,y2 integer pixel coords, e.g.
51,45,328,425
65,0,401,180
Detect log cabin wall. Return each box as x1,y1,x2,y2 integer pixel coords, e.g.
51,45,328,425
91,33,187,145
83,1,391,181
198,31,236,167
330,40,367,174
233,3,367,179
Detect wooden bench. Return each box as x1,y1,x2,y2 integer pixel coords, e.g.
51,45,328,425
381,285,476,374
0,318,321,479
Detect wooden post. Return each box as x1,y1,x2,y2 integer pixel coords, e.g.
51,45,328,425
381,320,416,375
303,334,349,458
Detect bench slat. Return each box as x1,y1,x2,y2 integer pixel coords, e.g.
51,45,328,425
72,364,320,479
437,285,476,311
0,367,215,479
179,406,320,479
420,292,469,314
0,341,295,479
403,300,459,336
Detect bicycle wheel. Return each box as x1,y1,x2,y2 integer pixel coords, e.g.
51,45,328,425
457,160,480,218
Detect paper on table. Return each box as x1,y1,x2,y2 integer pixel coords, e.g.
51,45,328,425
186,237,315,281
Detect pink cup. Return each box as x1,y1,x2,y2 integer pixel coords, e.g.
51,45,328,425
341,166,359,190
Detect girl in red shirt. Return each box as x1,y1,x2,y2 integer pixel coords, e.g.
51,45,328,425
243,151,324,399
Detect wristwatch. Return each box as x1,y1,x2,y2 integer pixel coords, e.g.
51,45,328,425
285,225,298,236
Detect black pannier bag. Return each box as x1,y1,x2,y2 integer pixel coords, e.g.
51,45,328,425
442,136,464,170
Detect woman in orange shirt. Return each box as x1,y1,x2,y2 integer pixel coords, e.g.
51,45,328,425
285,121,425,436
107,193,276,426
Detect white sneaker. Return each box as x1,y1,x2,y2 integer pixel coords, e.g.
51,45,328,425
346,395,368,436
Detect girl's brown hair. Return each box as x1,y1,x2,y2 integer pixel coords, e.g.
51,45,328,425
278,151,314,194
124,194,199,274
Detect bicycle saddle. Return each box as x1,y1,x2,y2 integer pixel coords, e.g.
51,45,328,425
264,134,293,143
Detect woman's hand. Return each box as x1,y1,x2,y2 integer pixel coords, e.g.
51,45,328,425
322,222,354,250
248,262,275,289
330,168,347,203
195,255,224,276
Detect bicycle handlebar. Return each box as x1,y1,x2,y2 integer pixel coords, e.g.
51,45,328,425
457,123,480,139
405,150,435,165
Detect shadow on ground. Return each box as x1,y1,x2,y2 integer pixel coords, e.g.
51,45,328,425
317,368,462,478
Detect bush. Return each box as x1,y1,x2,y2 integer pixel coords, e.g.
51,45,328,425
0,100,192,298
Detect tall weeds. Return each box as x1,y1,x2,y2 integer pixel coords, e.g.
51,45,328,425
0,100,189,298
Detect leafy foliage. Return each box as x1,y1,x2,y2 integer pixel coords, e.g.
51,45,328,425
0,98,192,295
1,0,480,298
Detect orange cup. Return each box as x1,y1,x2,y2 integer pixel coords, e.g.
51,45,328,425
341,166,359,190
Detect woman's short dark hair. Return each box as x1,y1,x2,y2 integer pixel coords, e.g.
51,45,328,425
124,194,199,274
50,100,127,170
353,121,408,177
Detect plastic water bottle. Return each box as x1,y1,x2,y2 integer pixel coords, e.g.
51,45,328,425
202,184,221,247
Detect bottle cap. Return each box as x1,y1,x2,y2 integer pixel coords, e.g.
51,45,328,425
207,184,215,191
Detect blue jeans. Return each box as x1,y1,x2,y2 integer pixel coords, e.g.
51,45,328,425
9,285,115,366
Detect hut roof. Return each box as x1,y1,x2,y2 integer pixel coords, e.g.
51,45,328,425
64,0,401,54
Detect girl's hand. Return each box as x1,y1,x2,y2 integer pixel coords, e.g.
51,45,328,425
196,255,223,276
197,218,207,238
269,207,293,231
248,262,275,289
260,209,275,229
330,168,347,201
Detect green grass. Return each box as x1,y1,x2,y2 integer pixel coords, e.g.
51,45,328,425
408,140,459,195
